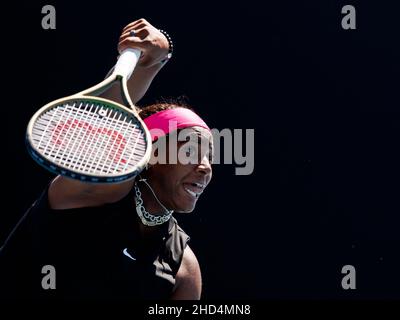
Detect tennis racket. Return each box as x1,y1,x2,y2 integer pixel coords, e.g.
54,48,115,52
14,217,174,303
26,48,152,183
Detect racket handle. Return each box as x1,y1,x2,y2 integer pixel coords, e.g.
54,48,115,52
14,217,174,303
113,48,141,79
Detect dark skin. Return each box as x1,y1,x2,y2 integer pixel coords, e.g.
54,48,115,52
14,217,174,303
47,18,212,299
48,18,171,210
49,127,212,300
137,127,212,300
140,127,213,215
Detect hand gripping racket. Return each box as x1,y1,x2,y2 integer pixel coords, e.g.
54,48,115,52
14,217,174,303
26,49,152,183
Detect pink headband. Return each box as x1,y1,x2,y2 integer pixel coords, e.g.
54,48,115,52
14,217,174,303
143,108,210,142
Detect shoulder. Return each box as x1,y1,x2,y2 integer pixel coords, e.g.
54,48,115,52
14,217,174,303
170,245,202,300
168,217,190,246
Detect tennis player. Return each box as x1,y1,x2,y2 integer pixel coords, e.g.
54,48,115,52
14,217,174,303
0,18,213,300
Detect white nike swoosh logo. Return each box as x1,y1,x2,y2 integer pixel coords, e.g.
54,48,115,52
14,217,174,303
123,248,136,261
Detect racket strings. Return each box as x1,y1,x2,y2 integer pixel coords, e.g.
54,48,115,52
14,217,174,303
31,101,146,175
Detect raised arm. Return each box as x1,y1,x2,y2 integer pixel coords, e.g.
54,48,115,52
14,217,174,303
101,18,171,105
48,19,172,210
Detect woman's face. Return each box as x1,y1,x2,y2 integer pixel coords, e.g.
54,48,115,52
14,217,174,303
146,127,213,213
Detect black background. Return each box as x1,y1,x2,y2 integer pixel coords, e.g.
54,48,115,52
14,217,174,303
1,0,399,299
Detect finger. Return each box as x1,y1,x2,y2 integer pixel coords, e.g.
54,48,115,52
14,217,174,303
117,37,147,54
122,18,147,31
122,22,146,34
122,18,150,33
118,35,143,46
119,27,150,41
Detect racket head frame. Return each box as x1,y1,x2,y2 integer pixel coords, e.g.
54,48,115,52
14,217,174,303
26,79,152,183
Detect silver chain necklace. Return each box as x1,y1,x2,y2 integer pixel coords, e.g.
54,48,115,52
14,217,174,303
134,179,173,227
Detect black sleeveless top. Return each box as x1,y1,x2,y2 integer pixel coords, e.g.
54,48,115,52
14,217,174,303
0,185,190,299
